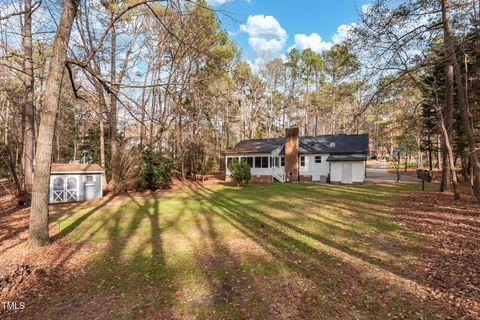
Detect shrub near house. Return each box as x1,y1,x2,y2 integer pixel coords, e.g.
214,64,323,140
229,161,252,185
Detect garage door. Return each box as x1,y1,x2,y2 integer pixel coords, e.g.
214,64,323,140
342,163,352,184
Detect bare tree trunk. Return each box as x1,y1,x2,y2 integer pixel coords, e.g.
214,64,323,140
97,84,106,168
109,11,119,186
149,89,156,149
428,132,433,171
29,0,80,246
440,62,454,192
22,0,35,192
438,109,460,199
436,136,441,169
138,70,149,149
442,0,480,202
3,100,9,145
225,102,230,149
139,107,146,148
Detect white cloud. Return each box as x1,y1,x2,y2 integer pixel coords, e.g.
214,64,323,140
240,15,287,40
209,0,230,4
249,37,285,54
241,15,288,68
332,23,357,44
361,3,372,14
289,33,332,53
289,24,357,54
209,0,251,4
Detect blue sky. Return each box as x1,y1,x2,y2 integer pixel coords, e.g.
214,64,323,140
211,0,371,67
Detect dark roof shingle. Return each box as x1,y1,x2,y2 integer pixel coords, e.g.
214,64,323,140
225,138,284,154
298,134,369,154
226,134,368,155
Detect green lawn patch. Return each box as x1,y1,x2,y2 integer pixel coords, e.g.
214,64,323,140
48,182,446,319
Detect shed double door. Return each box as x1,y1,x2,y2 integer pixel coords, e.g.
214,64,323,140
341,163,352,184
52,176,79,203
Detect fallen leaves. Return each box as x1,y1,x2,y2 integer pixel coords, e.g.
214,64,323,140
395,185,480,317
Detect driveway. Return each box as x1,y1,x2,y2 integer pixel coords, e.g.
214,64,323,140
366,162,420,183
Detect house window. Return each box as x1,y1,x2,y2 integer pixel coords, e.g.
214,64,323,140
315,156,322,163
227,157,239,168
241,156,253,167
261,156,269,168
300,156,305,167
255,156,269,168
254,157,261,168
275,157,279,167
269,157,273,168
280,157,285,167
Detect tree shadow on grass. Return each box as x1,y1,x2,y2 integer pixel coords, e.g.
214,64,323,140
65,194,185,319
185,196,274,319
185,184,465,318
6,183,473,319
52,195,116,239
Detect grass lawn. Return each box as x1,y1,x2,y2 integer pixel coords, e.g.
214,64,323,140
44,182,448,319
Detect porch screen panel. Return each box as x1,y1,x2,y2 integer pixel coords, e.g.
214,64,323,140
261,157,268,168
255,157,261,168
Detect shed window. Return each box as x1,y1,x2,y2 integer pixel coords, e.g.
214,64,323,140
53,177,64,190
86,175,94,183
300,156,305,167
67,177,77,190
315,156,322,163
280,157,285,167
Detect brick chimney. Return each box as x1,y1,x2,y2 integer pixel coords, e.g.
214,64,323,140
284,127,299,182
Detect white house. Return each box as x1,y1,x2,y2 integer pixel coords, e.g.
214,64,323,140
224,128,368,184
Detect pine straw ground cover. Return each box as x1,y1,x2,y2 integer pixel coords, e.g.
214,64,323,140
0,182,479,319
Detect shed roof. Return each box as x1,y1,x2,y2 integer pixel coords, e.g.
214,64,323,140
327,154,368,162
51,163,104,173
226,134,369,155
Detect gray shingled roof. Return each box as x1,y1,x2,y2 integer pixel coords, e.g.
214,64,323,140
225,134,368,155
225,138,284,154
327,154,368,161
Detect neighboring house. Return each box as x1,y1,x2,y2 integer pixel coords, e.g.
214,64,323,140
49,163,104,203
224,128,368,184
